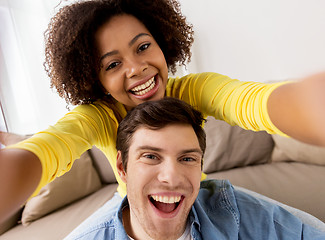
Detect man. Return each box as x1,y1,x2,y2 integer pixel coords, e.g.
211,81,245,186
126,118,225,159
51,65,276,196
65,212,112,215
71,98,325,239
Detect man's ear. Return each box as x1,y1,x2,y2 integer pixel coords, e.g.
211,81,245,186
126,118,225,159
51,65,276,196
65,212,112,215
116,151,127,183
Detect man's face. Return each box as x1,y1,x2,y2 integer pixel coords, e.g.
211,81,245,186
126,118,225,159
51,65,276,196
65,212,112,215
117,124,202,240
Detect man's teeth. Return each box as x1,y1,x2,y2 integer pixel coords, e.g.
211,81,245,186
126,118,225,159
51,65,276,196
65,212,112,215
131,77,155,96
151,195,181,204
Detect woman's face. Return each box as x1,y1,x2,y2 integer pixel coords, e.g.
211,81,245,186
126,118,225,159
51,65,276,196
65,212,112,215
95,14,169,110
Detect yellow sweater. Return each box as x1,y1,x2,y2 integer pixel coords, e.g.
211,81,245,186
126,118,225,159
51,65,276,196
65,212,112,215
8,72,287,197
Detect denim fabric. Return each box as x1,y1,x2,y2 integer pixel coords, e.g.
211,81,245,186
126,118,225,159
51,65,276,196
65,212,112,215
65,180,325,240
64,192,122,240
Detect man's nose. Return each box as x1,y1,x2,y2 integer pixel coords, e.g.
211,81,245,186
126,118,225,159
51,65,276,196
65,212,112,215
125,57,148,78
157,160,181,186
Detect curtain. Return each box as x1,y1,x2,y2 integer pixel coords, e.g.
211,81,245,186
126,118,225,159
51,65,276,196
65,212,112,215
0,100,8,132
0,0,71,134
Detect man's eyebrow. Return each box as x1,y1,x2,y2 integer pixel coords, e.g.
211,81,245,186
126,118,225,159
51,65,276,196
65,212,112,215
136,146,163,152
99,33,150,63
136,146,203,155
180,149,203,155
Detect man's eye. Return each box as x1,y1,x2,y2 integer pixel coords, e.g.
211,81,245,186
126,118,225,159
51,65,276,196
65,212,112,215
141,154,160,165
144,154,157,160
138,43,151,52
182,157,195,162
106,61,120,71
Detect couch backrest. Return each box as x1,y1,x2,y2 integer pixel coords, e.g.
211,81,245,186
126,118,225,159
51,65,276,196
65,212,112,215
203,116,274,173
89,146,116,184
89,116,275,182
271,134,325,165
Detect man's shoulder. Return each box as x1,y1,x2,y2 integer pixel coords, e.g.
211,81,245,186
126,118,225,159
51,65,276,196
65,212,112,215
198,180,325,239
192,180,241,238
199,179,234,199
196,179,239,222
65,218,117,240
66,197,129,240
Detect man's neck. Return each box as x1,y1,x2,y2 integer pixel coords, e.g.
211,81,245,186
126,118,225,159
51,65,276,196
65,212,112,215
122,206,188,240
122,207,133,238
122,207,152,240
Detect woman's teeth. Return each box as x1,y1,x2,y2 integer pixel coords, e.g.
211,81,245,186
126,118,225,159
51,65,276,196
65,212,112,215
131,77,156,96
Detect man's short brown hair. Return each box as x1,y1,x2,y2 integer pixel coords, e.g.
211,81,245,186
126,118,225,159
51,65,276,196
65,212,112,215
116,98,206,171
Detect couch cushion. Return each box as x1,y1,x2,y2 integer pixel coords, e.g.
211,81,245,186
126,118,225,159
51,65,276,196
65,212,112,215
234,186,325,232
207,162,325,222
0,184,118,240
203,117,274,173
272,134,325,165
0,132,102,226
89,146,116,184
21,151,102,226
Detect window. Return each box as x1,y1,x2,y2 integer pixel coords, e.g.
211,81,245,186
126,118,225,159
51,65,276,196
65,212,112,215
0,0,70,134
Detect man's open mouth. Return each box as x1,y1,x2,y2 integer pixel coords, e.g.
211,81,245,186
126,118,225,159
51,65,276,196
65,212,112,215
149,194,183,214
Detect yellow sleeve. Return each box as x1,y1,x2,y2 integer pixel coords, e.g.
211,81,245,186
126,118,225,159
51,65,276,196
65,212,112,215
166,72,288,136
6,100,126,198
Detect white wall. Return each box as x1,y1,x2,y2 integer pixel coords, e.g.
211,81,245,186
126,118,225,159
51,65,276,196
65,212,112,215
179,0,325,82
1,0,325,133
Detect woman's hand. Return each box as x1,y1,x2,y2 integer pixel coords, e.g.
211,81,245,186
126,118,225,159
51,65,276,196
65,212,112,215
268,72,325,147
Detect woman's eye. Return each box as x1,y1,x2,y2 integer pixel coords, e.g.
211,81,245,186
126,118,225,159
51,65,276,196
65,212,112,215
138,43,151,52
106,61,120,71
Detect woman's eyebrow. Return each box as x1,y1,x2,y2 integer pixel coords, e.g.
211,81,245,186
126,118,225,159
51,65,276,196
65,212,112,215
128,33,150,47
100,50,118,62
99,33,150,63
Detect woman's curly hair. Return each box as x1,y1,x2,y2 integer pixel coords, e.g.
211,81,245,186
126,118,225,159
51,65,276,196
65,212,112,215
44,0,194,105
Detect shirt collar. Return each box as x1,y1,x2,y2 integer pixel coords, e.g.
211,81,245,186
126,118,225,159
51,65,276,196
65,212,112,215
189,200,201,231
115,196,202,239
114,196,130,239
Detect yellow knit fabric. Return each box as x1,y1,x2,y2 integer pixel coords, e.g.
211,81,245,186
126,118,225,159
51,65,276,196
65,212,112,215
7,72,288,198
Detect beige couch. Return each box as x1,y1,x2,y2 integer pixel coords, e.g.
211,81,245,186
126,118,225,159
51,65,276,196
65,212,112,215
1,117,325,239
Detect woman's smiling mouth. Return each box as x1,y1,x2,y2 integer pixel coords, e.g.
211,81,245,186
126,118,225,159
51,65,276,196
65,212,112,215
130,76,156,95
129,75,160,99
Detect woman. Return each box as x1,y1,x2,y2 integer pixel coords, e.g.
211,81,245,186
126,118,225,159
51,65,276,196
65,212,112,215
1,0,324,227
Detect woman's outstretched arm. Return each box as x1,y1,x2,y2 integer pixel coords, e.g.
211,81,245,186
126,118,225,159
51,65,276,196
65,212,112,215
268,72,325,147
0,148,42,225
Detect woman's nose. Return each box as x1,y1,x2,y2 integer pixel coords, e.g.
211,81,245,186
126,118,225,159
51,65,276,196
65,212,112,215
125,57,148,78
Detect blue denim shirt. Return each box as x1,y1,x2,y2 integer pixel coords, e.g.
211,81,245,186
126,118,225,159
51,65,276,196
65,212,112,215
71,180,325,240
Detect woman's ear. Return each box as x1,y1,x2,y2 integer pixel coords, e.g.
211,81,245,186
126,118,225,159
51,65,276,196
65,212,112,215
116,151,127,183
